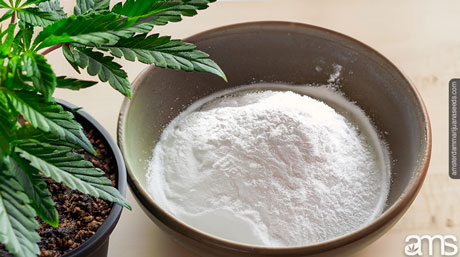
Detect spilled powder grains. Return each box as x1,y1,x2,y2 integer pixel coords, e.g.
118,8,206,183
147,87,390,246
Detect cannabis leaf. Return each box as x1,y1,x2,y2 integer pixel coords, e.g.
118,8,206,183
37,0,66,19
0,9,14,22
0,93,15,160
20,0,51,7
17,8,60,27
74,0,110,15
103,33,226,80
112,0,216,35
0,0,9,8
22,52,57,101
33,12,131,50
56,76,98,90
146,0,215,26
64,47,131,96
0,24,17,57
406,243,419,254
0,159,40,257
5,91,95,153
112,0,180,20
7,153,58,227
62,45,81,73
16,141,131,209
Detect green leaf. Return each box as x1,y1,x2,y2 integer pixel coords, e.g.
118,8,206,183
0,0,10,8
17,21,34,50
34,1,216,49
0,24,16,57
0,93,16,160
112,0,180,20
56,76,98,90
68,47,131,96
20,0,50,7
22,52,57,101
16,142,132,210
7,154,58,227
138,0,214,26
0,9,14,22
15,124,80,149
37,0,66,19
104,34,226,81
5,90,96,154
74,0,109,15
0,159,40,257
17,8,60,27
113,0,215,35
8,56,21,76
33,12,131,50
1,76,33,92
62,44,80,73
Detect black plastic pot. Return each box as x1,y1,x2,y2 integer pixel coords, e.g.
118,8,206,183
56,99,127,257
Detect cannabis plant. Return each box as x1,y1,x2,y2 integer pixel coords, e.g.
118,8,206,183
0,0,225,256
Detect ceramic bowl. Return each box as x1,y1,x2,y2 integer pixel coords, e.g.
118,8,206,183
117,22,431,257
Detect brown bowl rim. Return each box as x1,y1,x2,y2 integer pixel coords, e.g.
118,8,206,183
118,21,432,254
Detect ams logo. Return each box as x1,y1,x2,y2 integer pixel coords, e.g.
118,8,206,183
405,235,458,256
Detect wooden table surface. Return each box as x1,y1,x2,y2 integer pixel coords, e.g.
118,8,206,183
51,0,459,256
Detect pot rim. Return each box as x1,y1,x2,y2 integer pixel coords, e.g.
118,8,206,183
57,99,127,257
118,21,431,254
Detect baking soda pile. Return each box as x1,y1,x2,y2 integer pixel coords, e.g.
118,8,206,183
147,86,390,246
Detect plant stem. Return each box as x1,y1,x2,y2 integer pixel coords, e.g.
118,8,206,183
10,11,15,24
18,114,25,125
41,44,63,56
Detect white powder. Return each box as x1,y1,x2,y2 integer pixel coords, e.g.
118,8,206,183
147,84,390,247
327,64,343,84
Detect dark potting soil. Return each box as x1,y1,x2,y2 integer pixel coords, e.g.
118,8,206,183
0,128,116,257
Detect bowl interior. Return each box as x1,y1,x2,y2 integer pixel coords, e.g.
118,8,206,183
119,22,428,224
